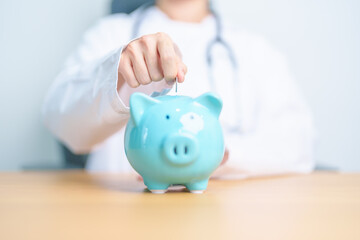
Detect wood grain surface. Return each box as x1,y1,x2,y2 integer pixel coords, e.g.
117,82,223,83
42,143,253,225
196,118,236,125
0,171,359,240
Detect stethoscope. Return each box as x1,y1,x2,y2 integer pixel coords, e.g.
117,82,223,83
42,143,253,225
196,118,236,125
131,3,243,133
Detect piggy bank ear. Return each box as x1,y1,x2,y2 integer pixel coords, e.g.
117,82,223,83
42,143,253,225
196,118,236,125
129,92,160,126
194,92,223,118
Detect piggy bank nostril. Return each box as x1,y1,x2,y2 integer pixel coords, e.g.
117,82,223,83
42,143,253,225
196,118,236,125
172,145,190,156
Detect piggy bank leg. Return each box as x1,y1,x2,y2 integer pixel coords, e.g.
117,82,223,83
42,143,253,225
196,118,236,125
186,179,209,194
144,179,170,194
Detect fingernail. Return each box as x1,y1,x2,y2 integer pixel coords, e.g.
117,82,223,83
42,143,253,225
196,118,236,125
165,78,175,86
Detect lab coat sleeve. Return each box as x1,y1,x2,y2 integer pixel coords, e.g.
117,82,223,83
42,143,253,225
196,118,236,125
42,16,131,154
224,39,315,175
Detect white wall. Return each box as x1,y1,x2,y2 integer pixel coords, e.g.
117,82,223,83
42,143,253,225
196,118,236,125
0,0,359,171
0,0,110,170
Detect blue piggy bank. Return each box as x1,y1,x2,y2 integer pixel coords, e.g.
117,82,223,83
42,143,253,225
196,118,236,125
124,92,224,194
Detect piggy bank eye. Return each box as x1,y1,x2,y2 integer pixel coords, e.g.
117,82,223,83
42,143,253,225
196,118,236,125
190,114,194,120
165,115,170,120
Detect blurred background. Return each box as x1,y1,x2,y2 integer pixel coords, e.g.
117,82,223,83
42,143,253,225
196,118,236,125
0,0,359,171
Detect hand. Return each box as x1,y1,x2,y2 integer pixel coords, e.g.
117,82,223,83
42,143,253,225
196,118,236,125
118,32,187,90
220,148,229,166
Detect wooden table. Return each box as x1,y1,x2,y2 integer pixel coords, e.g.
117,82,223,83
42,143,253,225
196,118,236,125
0,171,359,240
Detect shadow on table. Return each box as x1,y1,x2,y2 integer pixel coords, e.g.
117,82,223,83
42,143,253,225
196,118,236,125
89,175,206,194
62,172,189,193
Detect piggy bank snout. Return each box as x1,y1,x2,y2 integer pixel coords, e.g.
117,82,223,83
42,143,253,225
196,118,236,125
163,133,199,166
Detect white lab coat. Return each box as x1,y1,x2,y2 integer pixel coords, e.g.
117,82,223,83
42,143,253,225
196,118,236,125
42,6,315,176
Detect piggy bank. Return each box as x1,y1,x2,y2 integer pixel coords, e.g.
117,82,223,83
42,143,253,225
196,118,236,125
124,92,224,194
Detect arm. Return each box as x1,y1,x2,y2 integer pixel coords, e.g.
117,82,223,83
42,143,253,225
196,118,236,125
42,16,187,154
224,39,315,175
42,17,130,154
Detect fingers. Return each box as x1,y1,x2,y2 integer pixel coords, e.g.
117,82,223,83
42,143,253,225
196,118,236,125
221,149,229,166
131,55,151,85
140,36,164,82
118,54,138,88
126,42,152,86
136,175,143,182
165,40,187,83
118,32,187,89
157,33,178,81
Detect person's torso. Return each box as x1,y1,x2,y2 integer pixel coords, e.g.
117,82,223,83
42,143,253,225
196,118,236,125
87,6,259,172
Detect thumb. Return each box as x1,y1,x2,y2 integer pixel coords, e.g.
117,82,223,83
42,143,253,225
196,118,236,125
173,43,187,83
176,62,187,83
